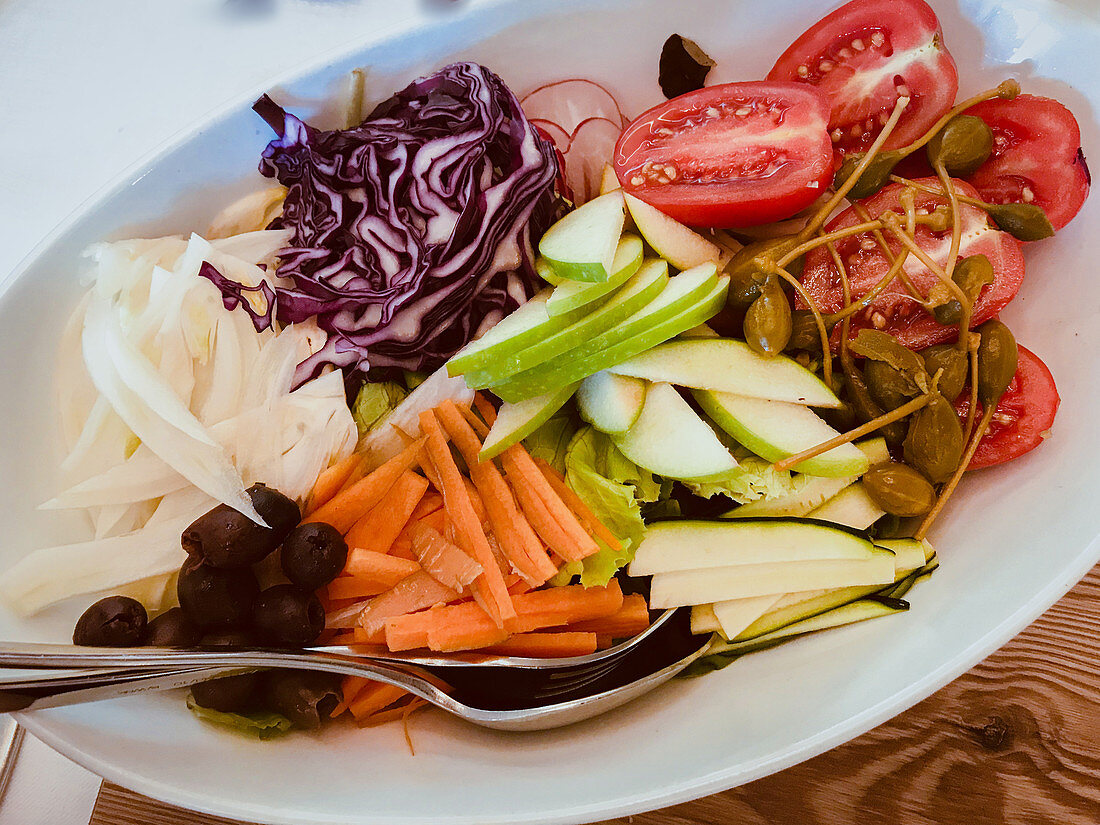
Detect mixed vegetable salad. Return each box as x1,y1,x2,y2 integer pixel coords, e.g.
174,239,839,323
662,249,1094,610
2,0,1084,737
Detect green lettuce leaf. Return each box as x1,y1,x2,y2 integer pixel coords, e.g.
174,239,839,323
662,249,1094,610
352,381,408,438
680,454,800,504
523,412,580,474
186,694,294,740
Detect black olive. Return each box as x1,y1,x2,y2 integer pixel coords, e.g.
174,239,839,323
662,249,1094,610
190,630,263,713
263,670,341,729
252,585,325,648
177,555,259,630
73,596,148,647
280,523,348,589
181,483,300,569
145,607,201,647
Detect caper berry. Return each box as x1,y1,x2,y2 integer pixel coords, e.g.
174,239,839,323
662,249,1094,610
903,393,965,484
743,277,792,356
145,607,201,647
263,670,341,729
280,522,348,590
921,344,969,402
983,202,1056,241
252,585,325,648
976,319,1018,406
864,360,919,412
841,364,906,447
932,254,994,325
926,115,993,176
182,484,300,569
863,462,937,516
725,237,800,309
73,596,148,647
834,149,904,200
177,555,259,630
785,309,825,353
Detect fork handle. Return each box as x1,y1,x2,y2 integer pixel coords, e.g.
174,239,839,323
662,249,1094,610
0,667,241,712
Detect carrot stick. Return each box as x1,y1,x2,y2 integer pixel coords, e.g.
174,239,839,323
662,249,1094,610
304,438,426,533
509,479,586,563
348,682,409,723
473,393,498,425
358,569,461,635
384,609,436,651
435,401,557,583
340,676,372,708
461,475,488,524
326,577,390,601
410,522,483,591
419,410,515,626
408,492,443,523
458,402,492,439
358,697,427,727
334,454,370,497
566,593,650,637
534,458,624,554
351,625,386,645
343,549,421,587
483,632,598,658
305,452,361,514
344,470,430,554
502,444,599,560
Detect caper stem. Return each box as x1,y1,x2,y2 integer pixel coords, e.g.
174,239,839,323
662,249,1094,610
851,202,929,304
891,175,999,213
880,214,973,331
824,244,912,324
775,219,887,270
914,403,996,540
894,81,1018,158
769,263,833,387
771,392,932,473
799,96,911,240
825,239,854,365
930,161,969,352
963,333,980,444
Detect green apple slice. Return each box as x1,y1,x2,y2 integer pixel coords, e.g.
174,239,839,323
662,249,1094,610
539,190,625,282
490,274,727,402
576,371,647,435
694,391,869,477
447,289,586,376
478,383,579,461
612,382,739,482
609,339,841,408
806,482,885,530
546,234,643,318
599,163,621,196
648,548,897,608
462,259,669,389
624,192,721,271
535,257,566,286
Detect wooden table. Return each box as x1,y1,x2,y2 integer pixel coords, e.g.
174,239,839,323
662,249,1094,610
90,565,1100,824
599,564,1100,825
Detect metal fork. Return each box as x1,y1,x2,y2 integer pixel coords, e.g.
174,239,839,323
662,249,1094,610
0,610,711,731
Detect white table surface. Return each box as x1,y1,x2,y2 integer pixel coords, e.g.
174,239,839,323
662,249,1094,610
0,1,463,822
3,1,1098,823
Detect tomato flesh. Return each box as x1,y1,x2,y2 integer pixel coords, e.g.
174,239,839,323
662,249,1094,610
952,345,1059,469
799,179,1024,350
768,0,958,162
964,94,1090,231
613,81,833,227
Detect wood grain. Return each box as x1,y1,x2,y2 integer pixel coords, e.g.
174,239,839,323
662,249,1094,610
88,565,1100,825
599,563,1100,825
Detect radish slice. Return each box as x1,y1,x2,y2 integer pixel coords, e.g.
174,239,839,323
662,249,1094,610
521,78,628,134
564,117,623,205
529,119,571,154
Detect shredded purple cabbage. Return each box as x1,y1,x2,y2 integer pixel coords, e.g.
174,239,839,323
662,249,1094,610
238,62,560,386
197,262,276,332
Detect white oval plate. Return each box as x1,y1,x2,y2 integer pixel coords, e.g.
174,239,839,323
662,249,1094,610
2,0,1099,823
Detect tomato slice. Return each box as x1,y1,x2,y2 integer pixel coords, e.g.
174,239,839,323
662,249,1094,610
952,345,1059,469
798,179,1024,349
964,94,1090,231
768,0,958,162
613,81,833,228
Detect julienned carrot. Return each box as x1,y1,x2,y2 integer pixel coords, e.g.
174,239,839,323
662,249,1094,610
304,438,427,534
389,534,417,561
410,522,483,591
509,479,585,563
473,393,498,425
327,577,390,601
566,593,650,637
344,470,430,554
305,452,361,514
351,625,386,645
384,580,624,652
332,675,373,718
435,401,557,584
358,569,461,635
502,444,599,560
419,410,515,626
343,549,421,587
358,697,427,727
461,476,488,523
534,458,624,554
348,682,409,723
483,632,599,658
408,492,444,523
